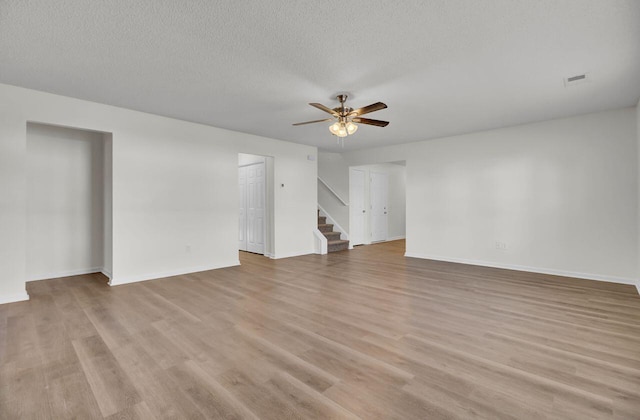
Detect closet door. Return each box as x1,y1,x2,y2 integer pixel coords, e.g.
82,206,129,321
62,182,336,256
246,162,265,254
239,162,265,254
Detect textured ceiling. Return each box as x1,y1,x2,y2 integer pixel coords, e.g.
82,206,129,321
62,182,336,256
1,1,639,151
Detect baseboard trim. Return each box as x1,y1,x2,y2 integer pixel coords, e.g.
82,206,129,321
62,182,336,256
101,269,112,280
387,235,406,241
109,260,240,286
636,281,640,295
272,250,314,260
27,267,103,282
0,291,30,305
404,252,637,286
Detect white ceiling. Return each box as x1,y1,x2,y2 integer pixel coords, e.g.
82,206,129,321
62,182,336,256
1,1,639,152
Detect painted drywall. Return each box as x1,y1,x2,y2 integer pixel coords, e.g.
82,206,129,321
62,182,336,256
318,180,349,236
317,152,350,236
238,153,265,166
103,133,113,278
637,98,640,291
318,152,350,199
26,123,106,280
265,156,275,256
387,164,406,240
0,83,317,302
0,101,28,303
340,108,638,284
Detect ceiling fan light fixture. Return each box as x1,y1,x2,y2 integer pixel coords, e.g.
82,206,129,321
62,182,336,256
294,94,387,142
329,121,350,137
346,121,358,135
329,122,342,136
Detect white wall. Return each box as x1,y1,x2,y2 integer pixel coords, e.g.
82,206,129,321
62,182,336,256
238,153,265,166
318,152,350,200
387,164,406,240
341,108,638,284
317,152,350,234
0,102,28,303
104,133,113,277
637,99,640,290
26,123,105,280
0,83,317,303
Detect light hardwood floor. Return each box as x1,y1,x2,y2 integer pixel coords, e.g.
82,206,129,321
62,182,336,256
1,240,640,419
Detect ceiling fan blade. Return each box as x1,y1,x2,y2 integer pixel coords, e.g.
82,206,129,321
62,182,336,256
349,102,387,116
352,117,389,127
309,103,339,116
292,118,333,126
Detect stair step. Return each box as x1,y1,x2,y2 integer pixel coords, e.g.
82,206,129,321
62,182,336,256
328,239,349,253
318,216,327,225
318,223,334,233
323,231,341,240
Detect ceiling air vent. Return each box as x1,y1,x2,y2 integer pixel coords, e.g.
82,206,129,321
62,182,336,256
564,73,590,87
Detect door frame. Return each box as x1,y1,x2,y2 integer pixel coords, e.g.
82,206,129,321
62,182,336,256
369,170,389,243
350,164,403,246
349,168,366,246
239,160,267,255
239,153,276,258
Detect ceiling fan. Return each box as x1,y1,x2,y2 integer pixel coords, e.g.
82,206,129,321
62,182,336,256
293,94,388,142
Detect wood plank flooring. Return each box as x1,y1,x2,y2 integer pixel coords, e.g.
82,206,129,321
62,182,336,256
2,240,640,419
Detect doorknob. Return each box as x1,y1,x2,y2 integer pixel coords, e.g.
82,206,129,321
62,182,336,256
362,210,366,213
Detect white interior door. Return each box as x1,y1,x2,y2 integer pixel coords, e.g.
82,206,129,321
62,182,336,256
349,169,366,246
370,171,388,242
246,162,265,254
238,166,247,251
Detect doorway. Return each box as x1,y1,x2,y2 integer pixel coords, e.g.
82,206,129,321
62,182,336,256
349,162,406,246
370,171,389,242
238,153,273,256
26,122,112,281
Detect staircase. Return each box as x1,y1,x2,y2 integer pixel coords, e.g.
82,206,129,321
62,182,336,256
318,211,349,252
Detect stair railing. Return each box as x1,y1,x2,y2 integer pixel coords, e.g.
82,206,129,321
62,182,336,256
318,177,348,206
